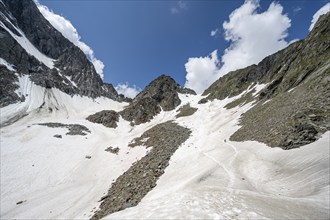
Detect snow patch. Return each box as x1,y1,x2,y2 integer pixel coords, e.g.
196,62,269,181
0,57,15,71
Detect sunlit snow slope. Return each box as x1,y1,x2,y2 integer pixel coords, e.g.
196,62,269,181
1,84,329,219
106,93,329,220
0,82,144,219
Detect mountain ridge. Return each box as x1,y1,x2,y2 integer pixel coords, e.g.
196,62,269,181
201,12,330,149
0,0,128,104
0,1,329,220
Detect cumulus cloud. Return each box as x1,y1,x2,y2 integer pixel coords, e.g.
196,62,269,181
171,8,179,14
293,6,302,13
210,29,219,37
309,3,330,32
184,0,291,94
36,1,105,78
115,83,141,99
171,1,187,14
184,50,220,94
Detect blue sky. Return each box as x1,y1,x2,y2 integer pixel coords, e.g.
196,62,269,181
38,0,329,96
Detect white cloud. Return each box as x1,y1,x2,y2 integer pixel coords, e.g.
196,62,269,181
219,0,290,75
171,7,179,14
115,83,141,99
184,0,291,94
35,1,105,79
171,1,187,14
293,6,302,13
309,3,330,32
210,29,219,37
184,50,220,94
178,1,187,9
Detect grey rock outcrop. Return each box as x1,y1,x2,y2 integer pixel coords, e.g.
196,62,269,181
86,110,120,128
105,146,119,154
120,75,196,125
176,104,198,118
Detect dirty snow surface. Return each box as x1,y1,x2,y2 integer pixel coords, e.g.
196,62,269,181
1,87,329,219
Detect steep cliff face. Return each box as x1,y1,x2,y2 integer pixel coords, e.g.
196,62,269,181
0,0,126,107
202,12,330,149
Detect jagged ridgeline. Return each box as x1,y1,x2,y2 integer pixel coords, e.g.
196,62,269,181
87,75,196,126
201,12,330,149
0,0,128,107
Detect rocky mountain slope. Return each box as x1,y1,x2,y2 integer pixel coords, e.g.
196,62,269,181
0,1,329,220
0,0,127,108
202,12,330,149
87,75,196,126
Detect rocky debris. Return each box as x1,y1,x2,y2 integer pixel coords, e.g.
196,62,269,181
16,201,25,205
198,98,208,104
176,104,198,118
37,123,91,136
53,134,62,138
0,0,129,106
86,110,120,128
91,121,191,220
105,146,119,154
205,12,330,149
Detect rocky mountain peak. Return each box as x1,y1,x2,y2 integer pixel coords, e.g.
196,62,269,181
0,0,128,108
120,74,195,124
86,75,196,126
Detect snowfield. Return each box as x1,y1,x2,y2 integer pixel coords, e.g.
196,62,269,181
0,83,329,219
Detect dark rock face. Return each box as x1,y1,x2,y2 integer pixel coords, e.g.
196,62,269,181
120,97,161,125
91,121,191,220
133,75,183,111
204,13,330,149
0,0,127,108
120,75,195,125
0,66,22,108
53,134,62,138
105,146,119,154
86,110,120,128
